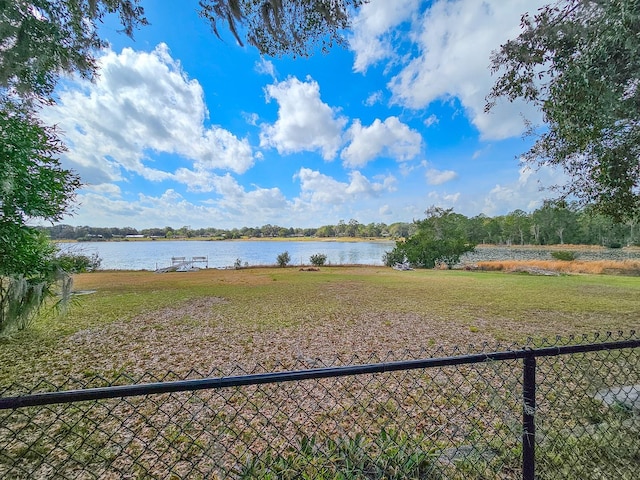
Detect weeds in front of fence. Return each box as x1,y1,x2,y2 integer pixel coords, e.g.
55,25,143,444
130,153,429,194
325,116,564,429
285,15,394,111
238,430,440,480
0,332,638,479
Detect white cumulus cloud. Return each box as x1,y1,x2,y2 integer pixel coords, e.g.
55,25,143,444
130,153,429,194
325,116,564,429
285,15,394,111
43,44,256,187
350,0,422,73
426,168,458,185
294,167,394,206
260,76,347,160
67,179,291,229
387,0,547,140
349,0,547,140
341,116,422,168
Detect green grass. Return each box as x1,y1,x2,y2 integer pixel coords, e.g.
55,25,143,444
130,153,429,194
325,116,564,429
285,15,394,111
236,430,441,480
0,266,638,386
0,266,638,478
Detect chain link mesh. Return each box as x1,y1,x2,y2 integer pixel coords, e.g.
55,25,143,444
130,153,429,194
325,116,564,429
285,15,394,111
0,332,637,479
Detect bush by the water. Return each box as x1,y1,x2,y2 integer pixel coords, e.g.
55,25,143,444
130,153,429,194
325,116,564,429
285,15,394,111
385,207,475,269
277,251,291,267
309,253,327,266
551,251,578,261
56,252,102,273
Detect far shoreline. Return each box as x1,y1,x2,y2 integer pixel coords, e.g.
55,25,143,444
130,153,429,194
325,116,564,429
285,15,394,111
53,237,640,253
54,236,395,244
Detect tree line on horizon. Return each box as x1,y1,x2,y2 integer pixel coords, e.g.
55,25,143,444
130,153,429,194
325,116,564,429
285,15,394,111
42,201,639,248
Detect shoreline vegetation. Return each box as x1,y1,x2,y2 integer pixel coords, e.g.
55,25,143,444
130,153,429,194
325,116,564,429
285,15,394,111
41,205,640,248
53,238,640,275
53,235,640,250
474,259,640,276
54,235,395,243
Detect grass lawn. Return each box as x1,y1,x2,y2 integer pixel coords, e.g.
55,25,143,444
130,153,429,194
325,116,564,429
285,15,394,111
0,266,638,387
0,266,638,479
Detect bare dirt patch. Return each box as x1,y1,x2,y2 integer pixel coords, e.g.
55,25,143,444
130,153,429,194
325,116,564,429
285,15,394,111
58,296,496,381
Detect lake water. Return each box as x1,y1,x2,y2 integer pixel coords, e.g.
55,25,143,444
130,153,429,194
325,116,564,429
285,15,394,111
59,240,397,270
58,241,640,271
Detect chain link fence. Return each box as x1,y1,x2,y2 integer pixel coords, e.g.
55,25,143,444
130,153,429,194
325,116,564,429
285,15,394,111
0,332,638,479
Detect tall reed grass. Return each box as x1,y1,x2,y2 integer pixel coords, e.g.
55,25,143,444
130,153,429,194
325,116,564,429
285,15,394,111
476,259,640,275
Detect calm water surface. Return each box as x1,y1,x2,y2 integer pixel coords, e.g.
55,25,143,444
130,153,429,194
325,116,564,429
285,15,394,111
59,240,396,270
59,241,640,271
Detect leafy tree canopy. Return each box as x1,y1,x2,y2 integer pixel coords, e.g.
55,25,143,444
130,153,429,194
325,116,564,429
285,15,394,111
199,0,366,57
487,0,640,222
0,101,80,226
0,100,80,333
0,0,147,100
384,207,476,269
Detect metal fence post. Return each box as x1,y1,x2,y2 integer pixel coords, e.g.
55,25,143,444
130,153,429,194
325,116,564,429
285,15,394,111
523,353,536,480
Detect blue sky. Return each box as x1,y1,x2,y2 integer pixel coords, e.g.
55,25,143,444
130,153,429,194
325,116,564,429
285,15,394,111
44,0,560,229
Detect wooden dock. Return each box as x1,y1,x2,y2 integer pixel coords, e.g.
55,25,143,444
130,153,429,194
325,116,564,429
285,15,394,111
155,256,208,273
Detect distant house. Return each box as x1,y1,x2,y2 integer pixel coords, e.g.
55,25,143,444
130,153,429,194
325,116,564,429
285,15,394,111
125,234,145,239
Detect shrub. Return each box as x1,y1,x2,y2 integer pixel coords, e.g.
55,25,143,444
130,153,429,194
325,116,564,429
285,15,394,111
309,253,327,266
56,252,102,273
551,251,578,261
1,228,74,335
276,251,291,267
383,248,406,267
608,242,622,249
385,207,475,269
387,234,475,269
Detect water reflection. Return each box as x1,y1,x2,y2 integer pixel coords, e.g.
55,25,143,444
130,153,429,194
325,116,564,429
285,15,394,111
58,240,396,271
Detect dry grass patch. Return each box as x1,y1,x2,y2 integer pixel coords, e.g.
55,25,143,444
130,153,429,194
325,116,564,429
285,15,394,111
477,259,640,275
0,267,638,479
1,266,638,386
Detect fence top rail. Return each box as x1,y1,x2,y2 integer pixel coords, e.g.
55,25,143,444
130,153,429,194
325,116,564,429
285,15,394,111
1,338,638,410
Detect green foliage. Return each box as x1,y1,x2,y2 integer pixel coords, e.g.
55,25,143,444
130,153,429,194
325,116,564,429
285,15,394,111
488,0,640,221
0,223,56,278
0,272,72,335
237,431,439,479
0,227,74,335
276,251,291,267
309,253,327,266
199,0,367,58
36,205,639,247
386,207,476,269
0,102,80,225
1,0,147,99
55,251,102,273
551,251,578,261
0,97,80,333
0,0,143,333
382,248,406,267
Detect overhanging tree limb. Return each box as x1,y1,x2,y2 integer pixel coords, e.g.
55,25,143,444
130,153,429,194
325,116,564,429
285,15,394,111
487,0,640,221
198,0,366,57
